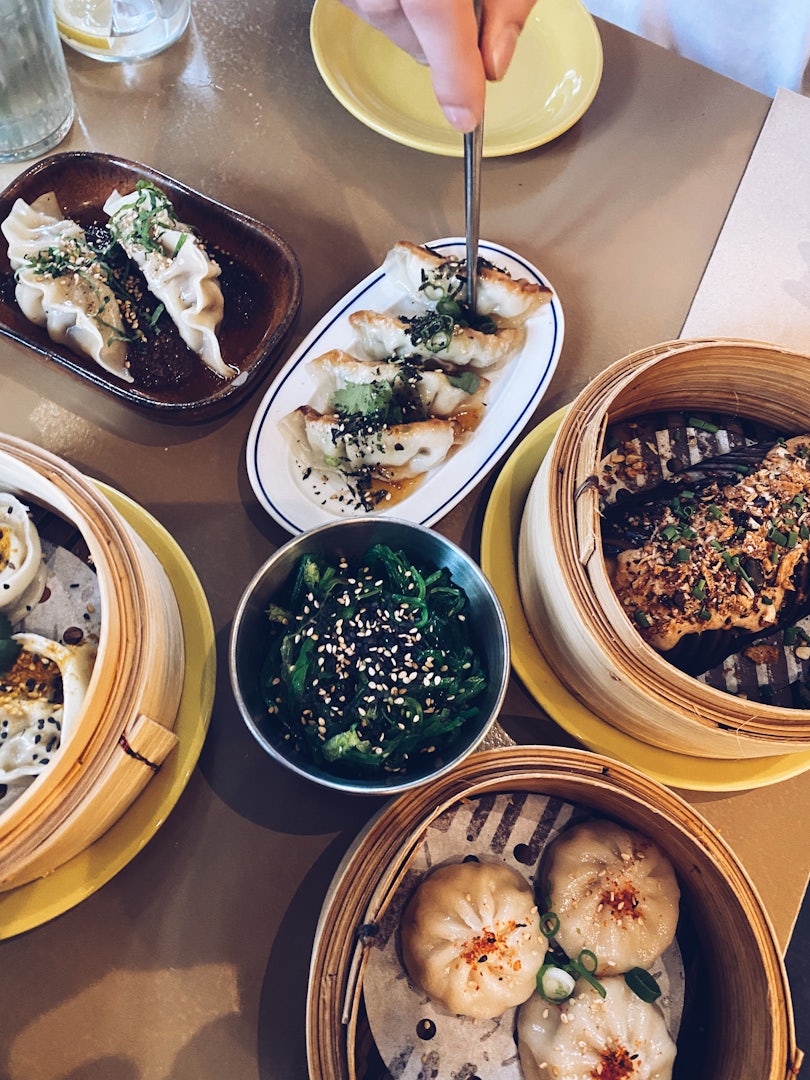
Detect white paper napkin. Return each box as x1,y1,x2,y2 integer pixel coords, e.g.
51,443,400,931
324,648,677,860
681,87,810,352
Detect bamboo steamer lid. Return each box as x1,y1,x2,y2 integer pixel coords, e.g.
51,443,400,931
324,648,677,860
307,746,801,1080
0,434,184,890
518,339,810,759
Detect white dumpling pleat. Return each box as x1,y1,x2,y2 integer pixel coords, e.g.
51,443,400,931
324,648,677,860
0,632,96,783
543,820,680,976
295,406,456,479
0,493,47,625
307,349,488,420
104,184,234,379
400,861,545,1020
382,239,552,327
1,194,131,382
518,977,677,1080
349,309,523,370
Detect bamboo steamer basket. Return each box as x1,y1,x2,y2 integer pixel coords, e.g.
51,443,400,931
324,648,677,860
518,338,810,760
307,745,802,1080
0,433,184,889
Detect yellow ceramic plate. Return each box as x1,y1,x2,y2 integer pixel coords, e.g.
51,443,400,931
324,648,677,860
309,0,603,157
481,408,810,791
0,484,216,938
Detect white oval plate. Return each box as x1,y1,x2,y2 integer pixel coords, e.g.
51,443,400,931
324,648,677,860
246,238,564,534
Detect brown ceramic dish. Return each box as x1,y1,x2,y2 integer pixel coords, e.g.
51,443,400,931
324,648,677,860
0,152,302,421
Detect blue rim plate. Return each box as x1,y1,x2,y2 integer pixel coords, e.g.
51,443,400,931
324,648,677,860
246,237,564,534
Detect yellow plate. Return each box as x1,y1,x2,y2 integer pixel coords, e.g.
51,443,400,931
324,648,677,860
0,485,216,938
481,407,810,791
309,0,603,158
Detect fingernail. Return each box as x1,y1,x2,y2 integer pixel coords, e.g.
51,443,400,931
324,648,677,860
444,106,479,133
491,24,520,81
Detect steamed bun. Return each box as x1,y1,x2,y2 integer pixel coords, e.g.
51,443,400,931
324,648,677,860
543,819,680,976
400,860,544,1020
518,976,677,1080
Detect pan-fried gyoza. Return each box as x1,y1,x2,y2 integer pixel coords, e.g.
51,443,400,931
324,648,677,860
283,241,551,511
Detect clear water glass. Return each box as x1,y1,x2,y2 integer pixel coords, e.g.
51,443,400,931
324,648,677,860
55,0,191,63
0,0,74,164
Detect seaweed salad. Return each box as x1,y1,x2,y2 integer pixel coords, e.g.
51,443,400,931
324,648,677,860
260,544,488,776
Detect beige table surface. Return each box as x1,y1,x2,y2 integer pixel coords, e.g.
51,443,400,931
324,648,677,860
0,3,805,1077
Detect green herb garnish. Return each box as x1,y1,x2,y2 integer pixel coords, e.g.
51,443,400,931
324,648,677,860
446,370,481,395
687,416,720,433
624,966,662,1002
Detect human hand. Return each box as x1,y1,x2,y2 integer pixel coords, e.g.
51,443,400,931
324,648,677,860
338,0,536,132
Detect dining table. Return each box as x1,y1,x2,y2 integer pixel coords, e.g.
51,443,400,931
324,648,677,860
0,1,807,1076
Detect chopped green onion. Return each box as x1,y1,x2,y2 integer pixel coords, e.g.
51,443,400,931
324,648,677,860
624,967,662,1002
436,297,462,319
420,280,447,302
634,610,652,628
687,416,720,433
540,911,560,938
577,949,599,973
567,951,606,998
674,547,691,563
537,964,576,1003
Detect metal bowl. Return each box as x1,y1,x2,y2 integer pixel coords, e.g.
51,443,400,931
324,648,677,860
229,517,510,795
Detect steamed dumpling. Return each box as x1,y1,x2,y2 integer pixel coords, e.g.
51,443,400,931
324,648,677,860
400,860,544,1020
308,349,489,419
518,977,677,1080
1,193,130,382
0,632,96,783
104,182,233,379
543,820,680,976
0,493,47,625
290,406,456,480
349,310,523,370
382,239,552,327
